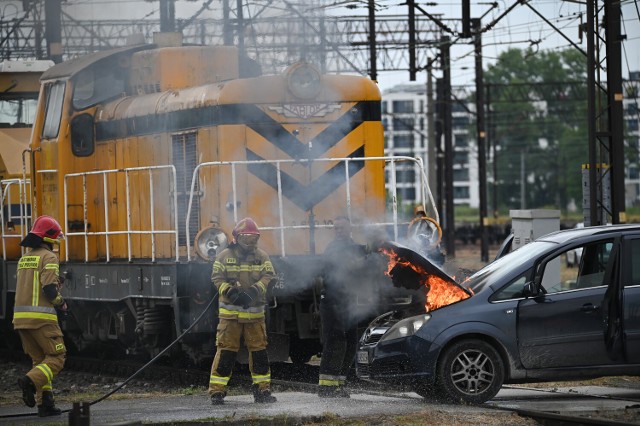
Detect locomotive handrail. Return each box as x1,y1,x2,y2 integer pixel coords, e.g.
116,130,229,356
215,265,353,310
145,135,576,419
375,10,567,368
186,156,435,261
62,165,179,263
0,178,31,260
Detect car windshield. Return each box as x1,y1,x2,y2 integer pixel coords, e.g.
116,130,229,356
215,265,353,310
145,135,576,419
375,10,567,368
464,241,556,293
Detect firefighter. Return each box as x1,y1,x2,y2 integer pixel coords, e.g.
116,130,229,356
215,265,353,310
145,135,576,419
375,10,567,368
317,216,366,398
208,217,277,405
13,215,66,417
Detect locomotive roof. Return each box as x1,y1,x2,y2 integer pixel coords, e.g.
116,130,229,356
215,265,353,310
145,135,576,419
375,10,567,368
40,44,153,81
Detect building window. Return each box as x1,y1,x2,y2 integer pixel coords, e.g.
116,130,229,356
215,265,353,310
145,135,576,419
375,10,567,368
629,166,639,180
393,134,414,148
454,168,470,181
381,101,388,114
396,168,416,183
452,101,468,113
452,115,470,128
627,119,639,132
454,151,469,165
454,135,468,147
399,187,416,201
454,186,470,199
393,117,414,131
393,100,413,113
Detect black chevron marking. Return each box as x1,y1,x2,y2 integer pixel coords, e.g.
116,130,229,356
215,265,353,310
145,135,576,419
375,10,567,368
246,146,366,211
238,103,368,159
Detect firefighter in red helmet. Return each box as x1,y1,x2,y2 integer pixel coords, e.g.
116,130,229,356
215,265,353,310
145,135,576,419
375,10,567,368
13,215,66,417
208,217,277,405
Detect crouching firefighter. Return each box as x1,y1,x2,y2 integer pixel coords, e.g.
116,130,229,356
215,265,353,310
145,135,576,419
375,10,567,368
12,215,67,417
208,217,277,405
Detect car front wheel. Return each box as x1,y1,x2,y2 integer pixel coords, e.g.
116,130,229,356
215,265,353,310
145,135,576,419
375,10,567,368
435,339,504,404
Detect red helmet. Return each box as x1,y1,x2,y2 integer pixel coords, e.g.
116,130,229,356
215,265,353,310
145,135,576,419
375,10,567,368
232,217,260,241
30,215,64,244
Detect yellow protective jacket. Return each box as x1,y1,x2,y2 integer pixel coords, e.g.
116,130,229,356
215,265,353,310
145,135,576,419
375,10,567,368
13,245,62,329
212,244,275,323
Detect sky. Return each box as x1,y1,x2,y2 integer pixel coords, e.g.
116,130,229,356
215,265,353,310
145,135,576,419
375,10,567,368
323,0,640,91
2,0,639,90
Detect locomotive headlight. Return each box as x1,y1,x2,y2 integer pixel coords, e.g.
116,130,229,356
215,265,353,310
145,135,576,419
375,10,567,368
194,226,229,261
287,62,322,99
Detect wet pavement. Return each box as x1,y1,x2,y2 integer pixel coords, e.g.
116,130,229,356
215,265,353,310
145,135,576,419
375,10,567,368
1,386,639,425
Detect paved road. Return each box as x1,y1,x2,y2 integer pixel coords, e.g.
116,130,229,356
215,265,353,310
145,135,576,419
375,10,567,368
1,386,639,425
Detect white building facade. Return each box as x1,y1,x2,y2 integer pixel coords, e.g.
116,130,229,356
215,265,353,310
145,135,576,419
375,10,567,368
381,84,479,210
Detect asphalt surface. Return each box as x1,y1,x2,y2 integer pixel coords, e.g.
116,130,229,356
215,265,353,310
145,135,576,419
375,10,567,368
1,385,639,425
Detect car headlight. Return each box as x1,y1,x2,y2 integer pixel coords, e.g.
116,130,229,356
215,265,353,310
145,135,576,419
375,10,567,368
379,314,430,342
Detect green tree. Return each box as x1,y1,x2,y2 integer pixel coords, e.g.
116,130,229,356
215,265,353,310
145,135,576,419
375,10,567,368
484,48,588,212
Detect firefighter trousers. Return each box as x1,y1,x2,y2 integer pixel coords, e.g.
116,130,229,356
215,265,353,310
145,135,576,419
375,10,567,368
318,299,358,388
209,318,271,394
17,323,66,405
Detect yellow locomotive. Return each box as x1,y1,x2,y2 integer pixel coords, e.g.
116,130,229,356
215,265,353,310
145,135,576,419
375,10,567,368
0,60,53,260
3,37,431,364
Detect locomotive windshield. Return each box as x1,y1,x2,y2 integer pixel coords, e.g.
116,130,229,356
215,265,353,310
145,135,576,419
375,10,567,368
72,63,126,110
0,95,37,127
42,81,65,139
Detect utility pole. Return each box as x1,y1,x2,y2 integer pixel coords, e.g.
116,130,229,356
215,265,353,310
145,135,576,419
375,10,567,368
408,0,416,81
236,0,244,58
585,0,625,226
159,0,175,33
427,62,437,205
368,0,377,81
436,78,445,220
473,18,488,262
605,0,625,224
441,36,455,258
44,0,62,63
223,0,233,45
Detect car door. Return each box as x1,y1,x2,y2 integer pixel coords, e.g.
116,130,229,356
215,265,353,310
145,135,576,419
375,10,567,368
517,238,616,369
622,236,640,362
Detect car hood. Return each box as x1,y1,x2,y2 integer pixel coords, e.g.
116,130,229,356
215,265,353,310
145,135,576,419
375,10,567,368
378,241,472,312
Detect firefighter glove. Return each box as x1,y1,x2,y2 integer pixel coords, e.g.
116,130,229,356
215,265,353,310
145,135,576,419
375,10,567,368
226,286,241,303
234,290,254,309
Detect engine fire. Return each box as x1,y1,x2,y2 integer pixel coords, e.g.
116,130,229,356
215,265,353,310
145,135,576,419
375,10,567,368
380,243,471,312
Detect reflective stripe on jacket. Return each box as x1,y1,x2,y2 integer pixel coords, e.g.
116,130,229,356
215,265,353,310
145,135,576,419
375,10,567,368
212,245,275,323
13,245,61,329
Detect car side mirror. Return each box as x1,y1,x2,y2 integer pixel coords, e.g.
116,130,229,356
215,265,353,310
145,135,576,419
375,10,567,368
522,281,539,297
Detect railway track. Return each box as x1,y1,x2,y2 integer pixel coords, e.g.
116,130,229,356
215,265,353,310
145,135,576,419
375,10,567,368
2,350,639,425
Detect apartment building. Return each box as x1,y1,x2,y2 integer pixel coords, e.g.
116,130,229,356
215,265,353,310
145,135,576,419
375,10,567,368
624,71,640,207
381,83,479,210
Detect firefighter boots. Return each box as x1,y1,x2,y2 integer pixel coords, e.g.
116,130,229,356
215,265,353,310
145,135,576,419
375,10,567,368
210,392,226,405
37,391,61,417
318,385,350,398
17,376,36,408
252,385,277,403
337,385,350,398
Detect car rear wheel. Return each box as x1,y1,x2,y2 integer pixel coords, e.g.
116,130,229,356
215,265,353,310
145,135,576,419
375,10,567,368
435,339,504,404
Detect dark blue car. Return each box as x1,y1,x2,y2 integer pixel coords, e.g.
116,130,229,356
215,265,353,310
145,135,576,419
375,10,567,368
356,224,640,404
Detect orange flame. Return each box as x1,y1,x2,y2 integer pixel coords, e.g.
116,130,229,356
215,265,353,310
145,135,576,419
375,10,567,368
381,247,471,312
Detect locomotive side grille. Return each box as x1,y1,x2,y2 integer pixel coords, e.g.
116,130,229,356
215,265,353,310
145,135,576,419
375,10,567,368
173,132,199,246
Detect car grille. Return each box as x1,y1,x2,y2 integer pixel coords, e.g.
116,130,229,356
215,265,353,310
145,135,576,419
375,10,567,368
361,326,389,345
358,357,411,378
357,362,370,377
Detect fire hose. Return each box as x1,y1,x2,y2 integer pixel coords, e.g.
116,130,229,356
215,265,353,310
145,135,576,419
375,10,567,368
1,292,219,420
